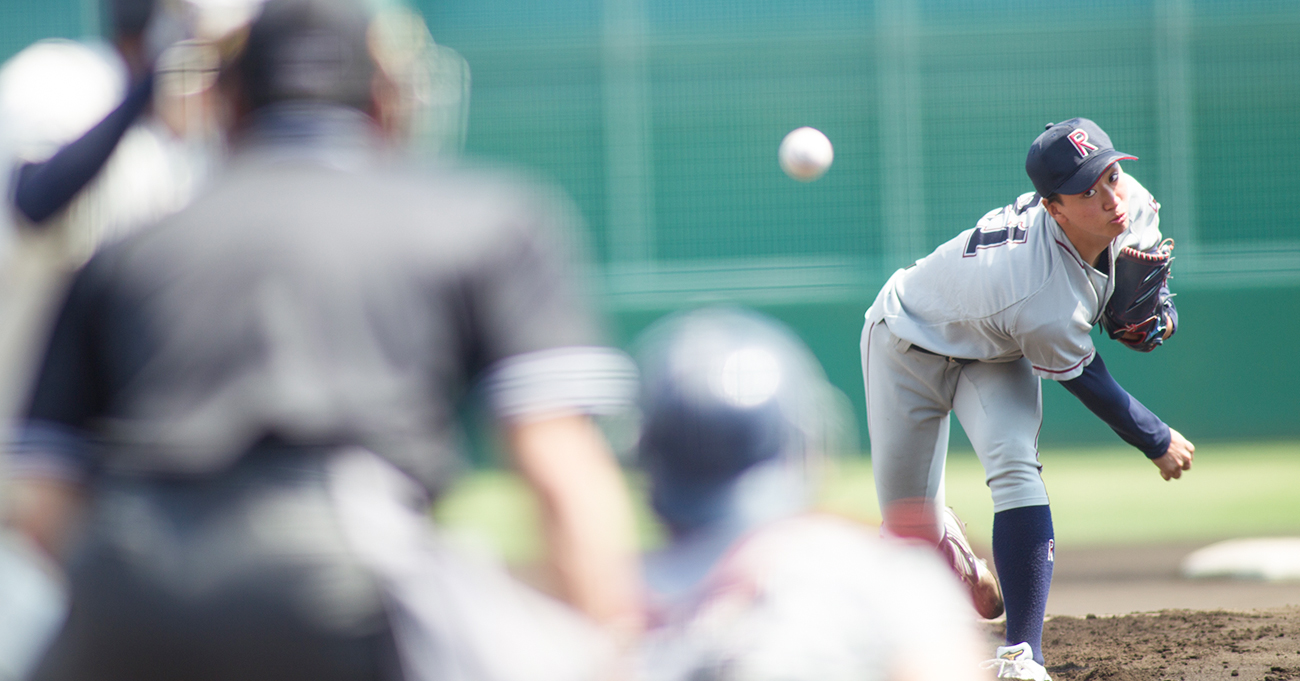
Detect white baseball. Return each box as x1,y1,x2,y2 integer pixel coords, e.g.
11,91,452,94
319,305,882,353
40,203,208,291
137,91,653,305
778,126,834,182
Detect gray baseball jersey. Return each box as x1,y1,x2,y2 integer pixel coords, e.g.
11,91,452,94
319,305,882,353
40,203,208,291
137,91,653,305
871,173,1162,380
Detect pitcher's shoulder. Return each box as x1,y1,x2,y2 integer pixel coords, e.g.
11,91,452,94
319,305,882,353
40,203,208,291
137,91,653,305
1123,173,1161,212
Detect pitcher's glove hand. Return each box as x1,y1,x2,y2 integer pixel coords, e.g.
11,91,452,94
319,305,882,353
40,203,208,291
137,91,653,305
1102,239,1175,352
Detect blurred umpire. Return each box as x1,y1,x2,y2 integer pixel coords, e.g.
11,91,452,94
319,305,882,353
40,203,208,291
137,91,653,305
2,0,644,679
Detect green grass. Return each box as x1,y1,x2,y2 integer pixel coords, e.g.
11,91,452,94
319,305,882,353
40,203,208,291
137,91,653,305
822,440,1300,549
433,440,1300,564
431,469,667,565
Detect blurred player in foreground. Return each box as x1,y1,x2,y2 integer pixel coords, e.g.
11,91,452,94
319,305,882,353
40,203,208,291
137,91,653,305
860,118,1195,679
634,307,988,681
2,0,643,678
0,0,216,424
0,1,218,675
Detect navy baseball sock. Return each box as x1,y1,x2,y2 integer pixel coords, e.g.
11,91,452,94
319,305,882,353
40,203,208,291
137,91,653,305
992,504,1054,665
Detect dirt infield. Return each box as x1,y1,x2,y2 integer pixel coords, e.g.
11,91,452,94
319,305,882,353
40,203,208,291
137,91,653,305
982,542,1300,680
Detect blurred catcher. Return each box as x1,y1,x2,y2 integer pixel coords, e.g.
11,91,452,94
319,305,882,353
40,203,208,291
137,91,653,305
3,0,642,679
633,307,987,681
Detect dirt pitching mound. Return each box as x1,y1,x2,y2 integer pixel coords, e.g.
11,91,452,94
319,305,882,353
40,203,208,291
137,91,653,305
986,607,1300,680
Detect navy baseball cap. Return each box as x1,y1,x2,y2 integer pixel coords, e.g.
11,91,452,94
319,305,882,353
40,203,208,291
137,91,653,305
1025,118,1137,197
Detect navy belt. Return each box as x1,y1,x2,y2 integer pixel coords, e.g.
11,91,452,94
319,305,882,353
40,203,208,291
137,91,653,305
911,345,978,365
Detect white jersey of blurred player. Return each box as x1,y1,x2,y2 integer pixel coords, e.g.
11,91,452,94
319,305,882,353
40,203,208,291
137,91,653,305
0,40,202,254
640,509,987,681
864,173,1163,524
0,39,206,681
0,40,207,421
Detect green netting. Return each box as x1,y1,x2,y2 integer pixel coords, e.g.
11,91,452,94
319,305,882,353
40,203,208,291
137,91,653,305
6,0,1298,297
1195,22,1300,248
0,0,87,62
408,0,1300,445
417,0,1300,300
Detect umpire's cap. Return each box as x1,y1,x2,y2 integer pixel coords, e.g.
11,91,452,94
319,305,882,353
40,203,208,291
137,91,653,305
1026,118,1137,198
634,307,842,534
234,0,376,111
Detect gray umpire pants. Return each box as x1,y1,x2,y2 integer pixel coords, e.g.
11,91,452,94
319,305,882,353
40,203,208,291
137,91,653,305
29,447,613,681
30,448,402,681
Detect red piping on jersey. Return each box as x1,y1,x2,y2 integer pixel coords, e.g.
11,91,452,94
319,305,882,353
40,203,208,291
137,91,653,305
1032,349,1094,375
1054,239,1088,270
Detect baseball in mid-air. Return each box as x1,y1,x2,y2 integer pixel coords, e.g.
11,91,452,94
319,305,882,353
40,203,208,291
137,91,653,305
778,126,834,182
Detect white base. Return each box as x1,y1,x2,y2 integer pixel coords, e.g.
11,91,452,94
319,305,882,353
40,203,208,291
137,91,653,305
1181,537,1300,582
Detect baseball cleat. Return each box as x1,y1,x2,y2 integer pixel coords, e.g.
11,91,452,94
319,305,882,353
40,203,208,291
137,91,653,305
938,506,1004,619
981,642,1052,680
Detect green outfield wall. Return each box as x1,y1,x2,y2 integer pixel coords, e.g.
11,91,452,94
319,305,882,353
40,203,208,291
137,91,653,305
421,0,1300,448
4,0,1298,449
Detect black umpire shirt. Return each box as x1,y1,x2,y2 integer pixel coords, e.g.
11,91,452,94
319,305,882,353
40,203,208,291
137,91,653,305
11,103,634,495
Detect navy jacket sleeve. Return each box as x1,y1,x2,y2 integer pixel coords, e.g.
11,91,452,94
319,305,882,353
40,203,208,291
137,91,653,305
11,74,154,225
1059,352,1171,459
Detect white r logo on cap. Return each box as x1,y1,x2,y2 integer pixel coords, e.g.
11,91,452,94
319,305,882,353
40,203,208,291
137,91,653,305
1068,130,1099,158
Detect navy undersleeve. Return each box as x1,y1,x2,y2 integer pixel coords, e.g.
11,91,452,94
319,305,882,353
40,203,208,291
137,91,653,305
1060,352,1170,458
12,73,155,225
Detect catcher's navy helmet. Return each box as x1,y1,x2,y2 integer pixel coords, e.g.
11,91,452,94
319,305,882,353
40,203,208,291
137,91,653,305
634,307,846,535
